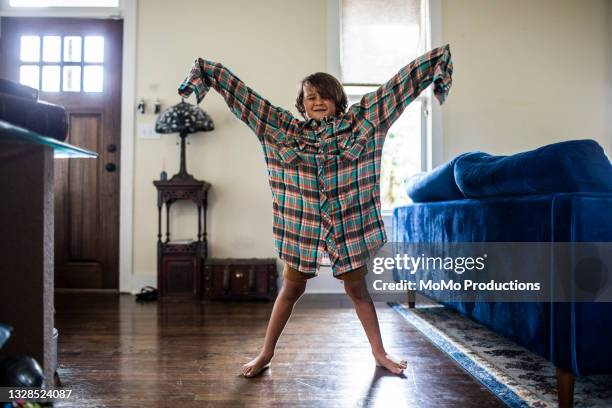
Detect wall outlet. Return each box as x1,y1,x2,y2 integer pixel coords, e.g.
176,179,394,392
138,123,159,139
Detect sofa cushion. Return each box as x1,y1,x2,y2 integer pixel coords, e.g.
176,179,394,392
404,153,469,202
454,139,612,198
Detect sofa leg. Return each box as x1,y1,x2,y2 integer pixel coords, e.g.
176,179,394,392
407,289,416,308
556,367,575,408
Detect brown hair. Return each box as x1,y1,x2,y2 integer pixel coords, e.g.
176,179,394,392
295,72,348,119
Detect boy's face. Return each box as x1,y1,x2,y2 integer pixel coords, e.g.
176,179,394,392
302,83,336,121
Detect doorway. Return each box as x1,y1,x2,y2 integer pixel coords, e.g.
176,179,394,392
0,17,123,289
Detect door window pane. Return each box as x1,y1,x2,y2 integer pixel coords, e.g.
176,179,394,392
62,66,81,92
84,36,104,63
83,66,103,92
341,0,421,84
41,65,61,92
63,36,82,62
19,65,40,89
20,36,40,62
42,35,61,62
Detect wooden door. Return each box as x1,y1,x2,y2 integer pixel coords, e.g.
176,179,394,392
0,17,123,289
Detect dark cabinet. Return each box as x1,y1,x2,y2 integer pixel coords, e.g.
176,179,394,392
161,254,197,297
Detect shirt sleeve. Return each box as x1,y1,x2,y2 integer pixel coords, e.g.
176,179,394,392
178,58,297,140
348,44,453,133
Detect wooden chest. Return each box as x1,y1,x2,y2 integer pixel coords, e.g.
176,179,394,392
203,258,278,301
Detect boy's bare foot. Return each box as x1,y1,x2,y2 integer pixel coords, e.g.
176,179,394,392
242,353,273,378
373,353,408,375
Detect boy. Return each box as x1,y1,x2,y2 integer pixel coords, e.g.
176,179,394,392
178,44,453,377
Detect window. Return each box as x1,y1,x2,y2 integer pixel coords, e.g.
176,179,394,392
18,34,105,93
337,0,429,211
9,0,118,7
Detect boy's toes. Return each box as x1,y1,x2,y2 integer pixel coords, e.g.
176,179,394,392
374,354,407,375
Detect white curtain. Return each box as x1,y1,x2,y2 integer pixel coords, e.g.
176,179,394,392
341,0,422,84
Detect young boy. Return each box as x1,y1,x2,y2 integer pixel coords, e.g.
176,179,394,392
178,44,453,377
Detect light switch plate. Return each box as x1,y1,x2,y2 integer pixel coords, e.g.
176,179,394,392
138,123,159,139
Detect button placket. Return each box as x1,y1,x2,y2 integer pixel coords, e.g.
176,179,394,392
316,119,337,258
317,157,326,193
315,128,327,191
326,235,338,255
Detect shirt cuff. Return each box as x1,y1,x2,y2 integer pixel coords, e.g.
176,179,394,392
177,58,210,104
432,44,453,105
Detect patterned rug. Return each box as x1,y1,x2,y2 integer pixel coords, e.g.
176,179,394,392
388,302,612,408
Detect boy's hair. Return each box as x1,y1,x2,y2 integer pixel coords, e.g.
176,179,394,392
295,72,348,119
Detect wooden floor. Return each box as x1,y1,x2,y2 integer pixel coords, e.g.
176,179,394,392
53,292,505,408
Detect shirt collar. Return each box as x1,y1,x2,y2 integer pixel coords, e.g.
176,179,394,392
300,114,344,130
303,117,318,129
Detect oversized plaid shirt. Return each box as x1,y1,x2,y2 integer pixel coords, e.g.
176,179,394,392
178,44,453,276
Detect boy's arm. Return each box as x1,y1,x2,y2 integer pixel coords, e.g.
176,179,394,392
349,44,453,133
178,58,297,140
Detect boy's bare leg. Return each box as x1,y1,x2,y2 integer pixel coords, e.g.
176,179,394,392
242,278,307,377
343,277,407,375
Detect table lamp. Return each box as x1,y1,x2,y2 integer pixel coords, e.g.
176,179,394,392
155,99,214,181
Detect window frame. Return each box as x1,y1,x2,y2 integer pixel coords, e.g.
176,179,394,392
0,0,121,17
326,0,444,216
17,34,106,93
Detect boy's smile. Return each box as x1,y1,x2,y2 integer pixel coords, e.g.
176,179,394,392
302,83,337,122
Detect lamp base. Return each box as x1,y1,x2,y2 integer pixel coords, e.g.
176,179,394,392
170,172,196,182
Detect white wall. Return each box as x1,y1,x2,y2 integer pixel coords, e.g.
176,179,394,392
130,0,612,294
441,0,611,158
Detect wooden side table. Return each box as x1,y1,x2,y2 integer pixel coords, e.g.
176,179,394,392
153,178,211,299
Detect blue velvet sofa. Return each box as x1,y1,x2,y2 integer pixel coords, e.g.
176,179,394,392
393,140,612,407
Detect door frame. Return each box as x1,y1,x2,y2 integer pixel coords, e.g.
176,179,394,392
0,0,137,293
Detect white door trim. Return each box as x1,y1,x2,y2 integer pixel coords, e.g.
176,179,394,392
118,0,136,293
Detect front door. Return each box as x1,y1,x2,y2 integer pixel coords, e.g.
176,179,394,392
0,17,123,289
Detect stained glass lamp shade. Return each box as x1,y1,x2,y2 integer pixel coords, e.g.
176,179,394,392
155,99,214,181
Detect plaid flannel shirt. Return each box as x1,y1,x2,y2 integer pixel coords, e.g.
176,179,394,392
178,44,453,276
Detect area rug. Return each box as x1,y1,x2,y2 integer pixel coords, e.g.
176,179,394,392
388,302,612,408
